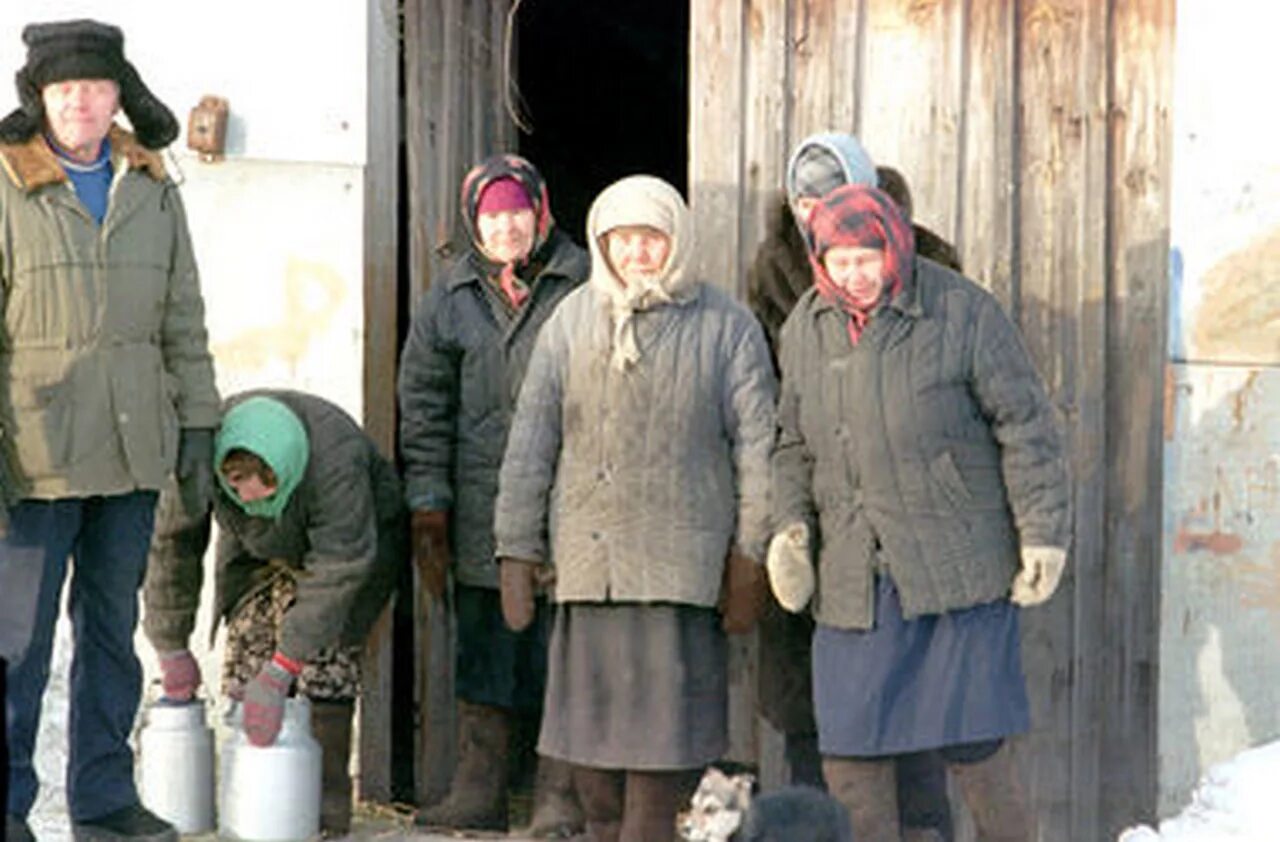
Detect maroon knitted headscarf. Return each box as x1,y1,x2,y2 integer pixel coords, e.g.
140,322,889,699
807,184,915,345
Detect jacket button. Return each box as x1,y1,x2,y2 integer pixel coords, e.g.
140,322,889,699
118,413,129,424
591,531,601,541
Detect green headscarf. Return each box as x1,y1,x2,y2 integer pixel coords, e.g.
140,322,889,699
215,396,310,519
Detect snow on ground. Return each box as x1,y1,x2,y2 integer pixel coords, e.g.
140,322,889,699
23,602,1280,842
1119,740,1280,842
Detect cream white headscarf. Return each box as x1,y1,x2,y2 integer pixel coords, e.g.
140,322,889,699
587,175,698,371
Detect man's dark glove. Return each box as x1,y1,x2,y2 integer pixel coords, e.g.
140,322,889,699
719,546,767,634
412,509,452,599
176,428,216,517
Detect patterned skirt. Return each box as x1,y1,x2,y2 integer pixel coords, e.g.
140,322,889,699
222,573,363,701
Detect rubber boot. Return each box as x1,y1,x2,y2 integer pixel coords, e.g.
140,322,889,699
414,701,510,831
948,742,1033,841
310,699,355,837
785,730,825,789
572,766,624,842
822,756,901,842
620,770,697,842
528,755,585,837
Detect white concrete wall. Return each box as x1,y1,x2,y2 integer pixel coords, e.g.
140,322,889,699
1160,0,1280,816
0,4,373,836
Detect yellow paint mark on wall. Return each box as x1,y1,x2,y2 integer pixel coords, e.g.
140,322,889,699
212,257,347,373
1193,225,1280,363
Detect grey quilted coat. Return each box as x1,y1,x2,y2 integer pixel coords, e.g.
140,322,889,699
494,280,776,605
773,258,1071,629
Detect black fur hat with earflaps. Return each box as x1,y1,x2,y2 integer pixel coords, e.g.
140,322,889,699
0,19,178,149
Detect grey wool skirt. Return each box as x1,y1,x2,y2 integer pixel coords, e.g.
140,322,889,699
538,602,728,770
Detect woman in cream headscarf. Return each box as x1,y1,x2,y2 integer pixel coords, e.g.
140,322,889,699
494,175,776,841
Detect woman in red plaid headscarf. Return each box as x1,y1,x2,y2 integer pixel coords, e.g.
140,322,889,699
769,183,1073,841
398,153,589,835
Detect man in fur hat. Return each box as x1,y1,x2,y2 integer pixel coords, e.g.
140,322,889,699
0,20,219,842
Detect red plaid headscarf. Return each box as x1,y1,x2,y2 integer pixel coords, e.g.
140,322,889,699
807,184,915,345
459,154,555,308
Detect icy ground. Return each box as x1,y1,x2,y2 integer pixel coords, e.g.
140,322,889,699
23,609,1280,841
1119,740,1280,842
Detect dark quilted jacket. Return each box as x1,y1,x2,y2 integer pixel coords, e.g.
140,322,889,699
397,230,589,588
772,259,1070,629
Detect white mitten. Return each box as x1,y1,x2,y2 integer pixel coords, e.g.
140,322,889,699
1010,545,1068,606
766,522,814,613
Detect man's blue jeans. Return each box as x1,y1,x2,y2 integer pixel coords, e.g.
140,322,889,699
4,492,158,822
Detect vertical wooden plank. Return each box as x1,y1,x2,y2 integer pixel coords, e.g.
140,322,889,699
689,0,745,293
403,0,459,807
359,0,400,804
959,0,1017,308
405,0,437,299
741,0,790,785
858,0,965,241
953,9,1017,833
1017,0,1109,839
788,0,839,141
690,0,752,763
468,0,489,165
403,0,514,807
741,0,790,270
438,0,466,254
828,0,863,133
1101,0,1173,834
491,0,517,153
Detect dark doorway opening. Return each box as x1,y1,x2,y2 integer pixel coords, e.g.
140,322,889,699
516,0,689,246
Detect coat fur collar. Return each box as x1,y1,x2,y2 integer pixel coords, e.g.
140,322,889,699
0,123,167,192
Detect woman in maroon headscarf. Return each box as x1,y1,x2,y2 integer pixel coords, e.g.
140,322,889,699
768,184,1072,842
398,154,589,835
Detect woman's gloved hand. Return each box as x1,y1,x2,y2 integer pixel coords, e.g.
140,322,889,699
158,648,202,701
243,652,300,747
499,557,539,632
1010,545,1067,607
766,523,814,613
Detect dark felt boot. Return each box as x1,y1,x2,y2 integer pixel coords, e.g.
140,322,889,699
414,701,510,831
822,756,901,842
310,699,355,837
529,755,585,837
573,766,624,842
948,742,1033,842
620,770,697,842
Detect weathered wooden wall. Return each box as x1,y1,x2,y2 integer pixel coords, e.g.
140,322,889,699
403,0,517,804
689,1,1173,840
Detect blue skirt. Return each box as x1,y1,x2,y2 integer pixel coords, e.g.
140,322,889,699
813,576,1029,757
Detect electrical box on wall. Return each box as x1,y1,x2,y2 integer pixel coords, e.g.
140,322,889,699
187,95,229,162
